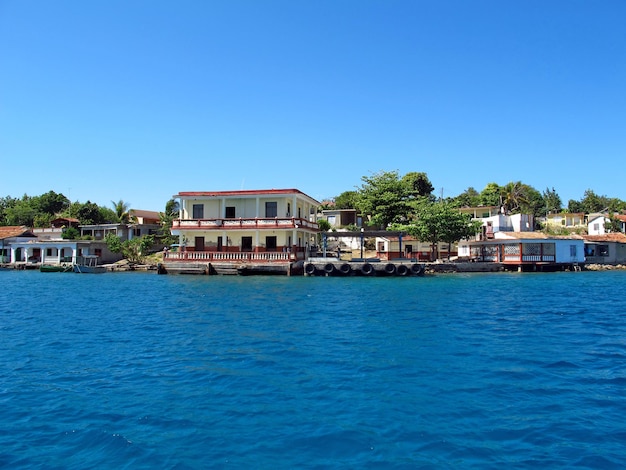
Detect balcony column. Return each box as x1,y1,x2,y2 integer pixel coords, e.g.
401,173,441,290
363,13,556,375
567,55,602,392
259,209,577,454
256,197,260,217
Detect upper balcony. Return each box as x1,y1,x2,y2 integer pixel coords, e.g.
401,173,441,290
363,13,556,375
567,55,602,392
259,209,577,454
172,217,319,231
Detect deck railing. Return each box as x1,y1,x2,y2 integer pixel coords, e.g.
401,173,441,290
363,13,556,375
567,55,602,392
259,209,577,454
164,251,299,262
172,217,318,230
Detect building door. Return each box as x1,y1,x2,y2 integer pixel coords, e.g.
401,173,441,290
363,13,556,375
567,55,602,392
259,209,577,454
242,236,253,251
266,236,277,251
217,236,223,252
265,202,277,217
194,237,205,251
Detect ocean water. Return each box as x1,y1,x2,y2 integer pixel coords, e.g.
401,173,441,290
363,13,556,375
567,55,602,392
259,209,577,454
1,269,626,469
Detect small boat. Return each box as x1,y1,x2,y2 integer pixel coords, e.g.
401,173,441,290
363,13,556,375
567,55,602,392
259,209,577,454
40,264,73,273
73,255,107,274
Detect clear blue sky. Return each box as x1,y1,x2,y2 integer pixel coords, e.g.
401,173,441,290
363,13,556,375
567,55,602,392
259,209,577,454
1,1,625,211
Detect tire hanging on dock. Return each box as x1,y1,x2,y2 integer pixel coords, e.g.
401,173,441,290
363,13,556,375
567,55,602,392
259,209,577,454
361,263,374,276
339,263,351,275
410,263,423,275
305,263,316,275
324,263,335,274
396,264,409,276
384,263,396,275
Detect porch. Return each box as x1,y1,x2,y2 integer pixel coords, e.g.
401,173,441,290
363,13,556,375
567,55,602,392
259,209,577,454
172,217,318,231
163,250,296,263
471,242,557,264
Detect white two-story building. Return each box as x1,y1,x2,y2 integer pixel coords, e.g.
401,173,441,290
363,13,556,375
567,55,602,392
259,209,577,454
167,189,320,265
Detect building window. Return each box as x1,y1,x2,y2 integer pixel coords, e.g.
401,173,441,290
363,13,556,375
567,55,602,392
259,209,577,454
570,245,577,257
242,236,253,251
225,206,235,218
265,202,277,218
598,245,609,256
266,236,277,251
192,204,204,219
46,248,53,256
593,223,599,232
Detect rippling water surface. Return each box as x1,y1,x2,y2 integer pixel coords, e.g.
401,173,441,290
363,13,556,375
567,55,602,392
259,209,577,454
1,270,626,469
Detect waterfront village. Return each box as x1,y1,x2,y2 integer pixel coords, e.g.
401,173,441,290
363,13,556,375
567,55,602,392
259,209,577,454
2,187,626,276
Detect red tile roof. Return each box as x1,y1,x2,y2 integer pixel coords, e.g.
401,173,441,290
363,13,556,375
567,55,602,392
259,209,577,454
174,189,320,204
0,226,36,240
583,233,626,243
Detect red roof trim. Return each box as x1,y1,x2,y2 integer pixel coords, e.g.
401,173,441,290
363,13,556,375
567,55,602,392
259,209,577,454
174,189,319,203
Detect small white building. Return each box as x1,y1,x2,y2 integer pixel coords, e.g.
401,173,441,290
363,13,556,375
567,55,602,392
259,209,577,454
467,231,585,269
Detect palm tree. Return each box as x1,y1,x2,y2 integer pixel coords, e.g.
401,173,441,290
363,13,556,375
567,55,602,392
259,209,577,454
111,199,131,223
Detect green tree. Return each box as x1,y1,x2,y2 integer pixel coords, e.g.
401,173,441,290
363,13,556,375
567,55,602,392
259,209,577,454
334,191,359,209
567,199,583,213
317,219,331,231
580,189,606,213
401,172,434,199
62,226,80,240
106,233,154,264
605,215,623,233
5,195,37,226
0,196,17,225
112,199,131,223
36,191,70,215
393,200,481,261
158,198,180,246
356,170,411,228
479,183,502,207
451,187,481,208
542,187,562,215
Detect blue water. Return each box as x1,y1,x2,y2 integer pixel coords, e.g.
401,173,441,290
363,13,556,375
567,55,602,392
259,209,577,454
1,270,626,469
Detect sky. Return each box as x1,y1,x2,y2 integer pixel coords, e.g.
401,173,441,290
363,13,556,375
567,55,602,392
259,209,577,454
1,1,625,211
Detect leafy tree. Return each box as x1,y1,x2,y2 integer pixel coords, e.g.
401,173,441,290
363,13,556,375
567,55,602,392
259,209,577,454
317,219,331,231
0,196,17,225
479,183,502,207
542,187,562,214
605,215,623,233
500,181,529,214
75,201,104,225
356,170,411,228
112,199,131,223
579,189,606,214
518,184,544,217
567,199,583,213
452,187,481,208
36,191,69,215
401,172,434,199
4,195,37,226
158,198,180,246
356,170,434,228
62,226,80,239
334,191,359,209
105,233,154,264
393,200,481,261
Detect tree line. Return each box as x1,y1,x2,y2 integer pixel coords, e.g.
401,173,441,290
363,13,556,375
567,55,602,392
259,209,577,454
322,170,626,259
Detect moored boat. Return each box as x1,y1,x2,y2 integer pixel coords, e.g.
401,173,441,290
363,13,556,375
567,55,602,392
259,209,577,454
40,264,73,273
73,255,107,274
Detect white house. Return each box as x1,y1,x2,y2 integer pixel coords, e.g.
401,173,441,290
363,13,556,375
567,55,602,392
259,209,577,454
467,232,585,269
166,189,320,264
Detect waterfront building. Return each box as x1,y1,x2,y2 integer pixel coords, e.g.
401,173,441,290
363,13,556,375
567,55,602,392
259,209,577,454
466,232,585,270
164,189,320,272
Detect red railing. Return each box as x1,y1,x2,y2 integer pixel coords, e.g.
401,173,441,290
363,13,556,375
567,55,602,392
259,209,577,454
172,217,318,231
164,251,304,262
